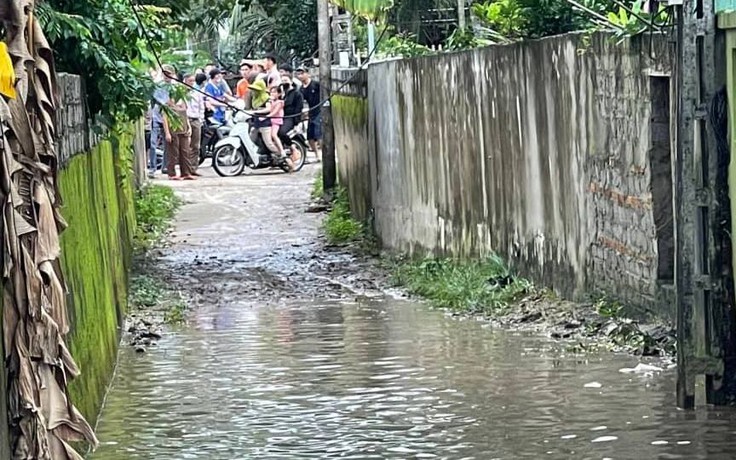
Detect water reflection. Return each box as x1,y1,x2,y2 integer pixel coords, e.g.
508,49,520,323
91,300,736,459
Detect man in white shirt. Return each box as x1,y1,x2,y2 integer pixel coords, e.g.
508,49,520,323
264,54,281,89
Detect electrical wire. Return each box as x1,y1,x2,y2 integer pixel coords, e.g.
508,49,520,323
128,0,388,120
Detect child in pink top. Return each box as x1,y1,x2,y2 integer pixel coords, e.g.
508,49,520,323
268,86,285,157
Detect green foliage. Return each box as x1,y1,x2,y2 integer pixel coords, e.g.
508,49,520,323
594,295,624,318
472,0,586,40
224,0,318,63
606,0,669,44
37,1,174,126
312,169,324,199
444,27,494,50
130,275,188,324
378,32,432,58
130,276,165,308
134,184,181,251
473,0,527,39
164,299,188,324
37,0,240,126
470,0,667,42
390,254,531,313
323,188,364,245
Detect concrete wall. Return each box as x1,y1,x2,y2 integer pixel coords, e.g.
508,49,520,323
55,74,138,422
333,32,677,319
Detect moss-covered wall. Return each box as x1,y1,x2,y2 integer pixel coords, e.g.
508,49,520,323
332,95,371,221
58,126,136,423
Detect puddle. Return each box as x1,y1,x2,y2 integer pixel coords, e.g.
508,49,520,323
90,299,736,459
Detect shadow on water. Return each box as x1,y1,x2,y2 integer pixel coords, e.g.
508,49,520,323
90,299,736,459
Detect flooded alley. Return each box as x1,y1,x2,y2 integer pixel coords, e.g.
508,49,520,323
91,167,736,460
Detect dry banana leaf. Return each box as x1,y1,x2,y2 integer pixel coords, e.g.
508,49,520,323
0,0,99,458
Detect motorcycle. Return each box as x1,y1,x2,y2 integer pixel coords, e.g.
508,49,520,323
211,111,307,177
199,116,232,166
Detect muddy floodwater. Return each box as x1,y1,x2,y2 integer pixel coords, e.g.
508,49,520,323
90,167,736,459
92,299,736,460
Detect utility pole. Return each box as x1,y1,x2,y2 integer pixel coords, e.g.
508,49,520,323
457,0,466,29
318,0,336,196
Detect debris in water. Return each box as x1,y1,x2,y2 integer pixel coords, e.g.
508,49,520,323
584,382,602,388
619,363,663,374
591,436,618,443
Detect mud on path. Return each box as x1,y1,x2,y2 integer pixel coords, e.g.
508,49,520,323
141,163,386,323
129,162,673,358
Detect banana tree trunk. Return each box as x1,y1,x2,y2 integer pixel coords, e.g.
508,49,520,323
1,1,98,458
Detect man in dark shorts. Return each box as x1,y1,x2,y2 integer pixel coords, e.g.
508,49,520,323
296,66,321,161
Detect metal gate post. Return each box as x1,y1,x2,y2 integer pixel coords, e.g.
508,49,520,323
675,0,727,408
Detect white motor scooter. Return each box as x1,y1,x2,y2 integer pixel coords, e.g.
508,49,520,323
212,105,308,177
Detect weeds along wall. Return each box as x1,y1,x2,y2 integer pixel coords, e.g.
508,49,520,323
54,74,139,423
332,32,678,320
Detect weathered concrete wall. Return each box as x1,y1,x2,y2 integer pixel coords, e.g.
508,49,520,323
332,68,372,220
333,32,676,319
55,75,138,423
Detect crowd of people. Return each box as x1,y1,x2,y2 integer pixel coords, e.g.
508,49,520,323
145,54,323,180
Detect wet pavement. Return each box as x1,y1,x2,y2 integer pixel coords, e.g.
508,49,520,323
90,164,736,460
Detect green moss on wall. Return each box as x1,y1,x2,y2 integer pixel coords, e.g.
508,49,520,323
58,126,137,423
332,95,371,221
332,95,368,127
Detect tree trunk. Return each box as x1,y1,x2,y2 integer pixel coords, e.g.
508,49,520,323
1,1,98,458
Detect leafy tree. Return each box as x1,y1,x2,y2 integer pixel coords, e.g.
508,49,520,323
37,0,239,126
37,1,175,126
224,0,318,63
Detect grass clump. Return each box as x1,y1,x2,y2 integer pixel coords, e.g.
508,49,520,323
312,169,324,199
323,187,364,245
390,254,531,314
130,274,188,325
134,184,180,251
129,276,164,308
164,299,187,324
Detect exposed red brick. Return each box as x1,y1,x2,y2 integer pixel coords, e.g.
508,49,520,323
588,181,652,210
598,235,652,262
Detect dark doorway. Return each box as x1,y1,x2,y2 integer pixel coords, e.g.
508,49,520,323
650,76,674,281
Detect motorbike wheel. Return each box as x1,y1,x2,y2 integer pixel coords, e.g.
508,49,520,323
212,145,246,177
290,140,308,172
198,144,207,166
